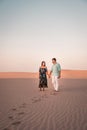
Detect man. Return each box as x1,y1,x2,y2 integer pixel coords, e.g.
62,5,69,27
50,58,61,92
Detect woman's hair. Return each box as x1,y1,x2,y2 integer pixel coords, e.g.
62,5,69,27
41,61,46,66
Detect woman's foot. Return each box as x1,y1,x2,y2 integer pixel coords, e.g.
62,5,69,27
40,88,42,91
43,87,45,91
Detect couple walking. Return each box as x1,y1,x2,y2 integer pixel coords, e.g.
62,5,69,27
39,58,61,91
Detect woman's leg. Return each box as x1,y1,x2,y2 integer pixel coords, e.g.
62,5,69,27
40,87,42,91
39,79,42,91
43,86,44,91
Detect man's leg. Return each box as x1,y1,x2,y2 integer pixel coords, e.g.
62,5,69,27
55,76,59,91
52,76,56,90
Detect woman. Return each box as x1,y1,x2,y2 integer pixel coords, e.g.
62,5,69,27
39,61,48,91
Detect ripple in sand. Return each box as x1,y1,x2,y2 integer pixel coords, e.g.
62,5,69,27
12,108,17,111
18,112,25,115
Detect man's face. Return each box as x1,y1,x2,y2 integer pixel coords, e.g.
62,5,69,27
52,60,56,64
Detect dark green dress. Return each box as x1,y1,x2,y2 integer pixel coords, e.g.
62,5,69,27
39,67,48,88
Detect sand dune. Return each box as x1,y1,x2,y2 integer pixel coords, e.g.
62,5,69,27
0,70,87,79
0,78,87,130
61,70,87,79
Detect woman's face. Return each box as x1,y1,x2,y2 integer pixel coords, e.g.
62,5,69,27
42,62,45,66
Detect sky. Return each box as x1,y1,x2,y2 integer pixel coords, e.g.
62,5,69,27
0,0,87,72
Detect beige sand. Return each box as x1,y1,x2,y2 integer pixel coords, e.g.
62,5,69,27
0,70,87,79
0,78,87,130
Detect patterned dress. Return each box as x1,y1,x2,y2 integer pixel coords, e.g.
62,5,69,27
39,67,48,88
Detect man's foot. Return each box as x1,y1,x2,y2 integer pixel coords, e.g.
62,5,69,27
55,90,59,92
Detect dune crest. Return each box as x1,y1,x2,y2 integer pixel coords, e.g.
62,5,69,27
0,70,87,79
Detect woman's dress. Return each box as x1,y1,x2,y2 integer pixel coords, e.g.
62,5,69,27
39,67,48,88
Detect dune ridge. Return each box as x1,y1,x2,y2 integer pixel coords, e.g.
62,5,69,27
0,70,87,79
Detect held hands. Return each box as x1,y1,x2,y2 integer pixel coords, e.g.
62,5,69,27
48,74,51,78
58,75,61,79
48,74,61,79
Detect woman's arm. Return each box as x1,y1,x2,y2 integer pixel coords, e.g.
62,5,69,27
46,67,50,78
49,66,53,78
39,67,41,78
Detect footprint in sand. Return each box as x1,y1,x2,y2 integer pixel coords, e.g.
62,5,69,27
12,121,21,126
8,111,25,119
11,108,17,111
50,91,56,95
50,90,60,96
8,115,14,120
3,128,10,130
3,128,14,130
41,94,48,99
8,107,17,119
19,103,27,108
31,94,48,103
8,107,24,124
32,97,41,103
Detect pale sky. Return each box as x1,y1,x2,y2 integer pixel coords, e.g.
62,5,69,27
0,0,87,72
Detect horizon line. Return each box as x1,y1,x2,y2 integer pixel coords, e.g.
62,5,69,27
0,69,87,73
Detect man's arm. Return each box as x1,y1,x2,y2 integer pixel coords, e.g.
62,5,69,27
49,70,52,76
58,70,61,78
49,66,53,78
58,64,61,79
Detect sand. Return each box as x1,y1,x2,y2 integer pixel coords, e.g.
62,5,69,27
0,76,87,130
0,70,87,79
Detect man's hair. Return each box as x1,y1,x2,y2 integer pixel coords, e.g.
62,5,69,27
52,58,56,61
